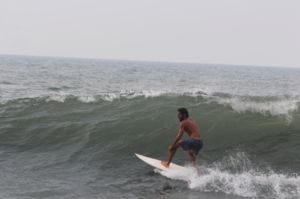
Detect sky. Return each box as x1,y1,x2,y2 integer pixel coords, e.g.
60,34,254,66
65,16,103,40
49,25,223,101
0,0,299,67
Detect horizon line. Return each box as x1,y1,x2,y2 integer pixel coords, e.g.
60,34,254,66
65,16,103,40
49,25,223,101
1,53,299,69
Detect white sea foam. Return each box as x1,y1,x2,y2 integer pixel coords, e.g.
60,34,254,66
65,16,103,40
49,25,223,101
1,89,299,123
45,95,67,103
157,153,300,199
209,95,299,123
78,95,97,103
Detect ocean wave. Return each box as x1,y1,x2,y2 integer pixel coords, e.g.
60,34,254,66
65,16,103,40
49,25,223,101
206,95,300,123
158,152,300,199
1,92,299,122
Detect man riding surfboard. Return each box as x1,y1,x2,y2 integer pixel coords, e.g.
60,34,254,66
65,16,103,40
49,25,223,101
161,108,203,168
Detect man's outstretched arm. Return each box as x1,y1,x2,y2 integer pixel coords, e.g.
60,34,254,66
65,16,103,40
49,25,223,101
169,126,184,151
161,126,185,167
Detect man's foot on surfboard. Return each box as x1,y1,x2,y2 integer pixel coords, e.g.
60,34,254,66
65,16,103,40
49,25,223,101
161,160,170,168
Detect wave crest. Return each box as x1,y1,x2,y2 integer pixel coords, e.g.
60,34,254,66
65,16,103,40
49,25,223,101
207,95,299,123
1,91,299,122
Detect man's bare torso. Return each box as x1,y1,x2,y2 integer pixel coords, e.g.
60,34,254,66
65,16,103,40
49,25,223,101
181,117,201,139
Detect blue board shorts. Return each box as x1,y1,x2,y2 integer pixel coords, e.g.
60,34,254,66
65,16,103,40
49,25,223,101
180,139,203,155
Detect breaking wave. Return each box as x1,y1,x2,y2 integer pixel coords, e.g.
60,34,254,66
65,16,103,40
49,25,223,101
1,91,299,122
158,152,300,199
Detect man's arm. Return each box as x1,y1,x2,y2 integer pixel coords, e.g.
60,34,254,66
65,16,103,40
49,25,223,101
169,124,185,150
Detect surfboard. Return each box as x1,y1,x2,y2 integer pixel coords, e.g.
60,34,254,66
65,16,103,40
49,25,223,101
135,153,185,171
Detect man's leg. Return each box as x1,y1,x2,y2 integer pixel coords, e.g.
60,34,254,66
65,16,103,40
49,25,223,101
161,141,181,167
187,150,196,165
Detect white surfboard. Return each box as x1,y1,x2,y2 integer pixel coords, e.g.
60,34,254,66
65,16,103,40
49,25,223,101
135,153,185,171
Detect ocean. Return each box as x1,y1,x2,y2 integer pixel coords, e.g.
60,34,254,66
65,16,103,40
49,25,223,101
0,55,299,199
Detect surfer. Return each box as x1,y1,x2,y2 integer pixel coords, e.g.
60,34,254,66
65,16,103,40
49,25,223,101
161,108,203,168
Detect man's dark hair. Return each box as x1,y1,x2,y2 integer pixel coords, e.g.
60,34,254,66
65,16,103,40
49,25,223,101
177,107,189,117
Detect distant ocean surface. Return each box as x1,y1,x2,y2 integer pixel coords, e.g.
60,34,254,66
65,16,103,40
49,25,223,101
0,55,300,199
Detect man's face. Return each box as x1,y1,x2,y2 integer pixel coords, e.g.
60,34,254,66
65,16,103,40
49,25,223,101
177,112,184,121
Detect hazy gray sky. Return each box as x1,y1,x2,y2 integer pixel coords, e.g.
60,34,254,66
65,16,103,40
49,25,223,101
1,0,299,67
